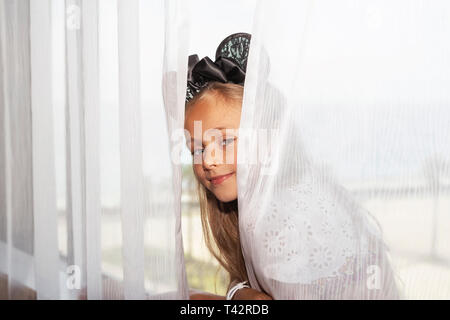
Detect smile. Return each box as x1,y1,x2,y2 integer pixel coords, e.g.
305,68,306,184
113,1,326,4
210,172,234,185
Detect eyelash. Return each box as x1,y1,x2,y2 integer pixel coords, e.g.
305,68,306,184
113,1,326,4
192,137,236,156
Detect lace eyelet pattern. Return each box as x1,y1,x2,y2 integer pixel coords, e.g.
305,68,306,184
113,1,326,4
249,173,372,285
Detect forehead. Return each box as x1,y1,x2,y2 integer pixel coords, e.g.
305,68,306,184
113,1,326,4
184,94,241,132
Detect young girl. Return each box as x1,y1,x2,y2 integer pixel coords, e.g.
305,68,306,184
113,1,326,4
183,33,269,300
184,33,399,300
185,81,271,300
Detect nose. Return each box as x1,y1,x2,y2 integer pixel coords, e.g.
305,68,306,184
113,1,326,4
202,143,222,170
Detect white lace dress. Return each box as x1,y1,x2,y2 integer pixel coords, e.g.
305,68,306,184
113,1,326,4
239,169,400,299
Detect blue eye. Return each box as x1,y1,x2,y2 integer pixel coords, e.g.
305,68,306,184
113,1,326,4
192,149,203,156
222,137,235,146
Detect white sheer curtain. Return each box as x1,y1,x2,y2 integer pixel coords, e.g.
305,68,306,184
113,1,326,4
238,0,450,299
1,0,450,301
0,0,188,299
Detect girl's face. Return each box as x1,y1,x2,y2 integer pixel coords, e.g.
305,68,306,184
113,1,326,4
184,93,241,203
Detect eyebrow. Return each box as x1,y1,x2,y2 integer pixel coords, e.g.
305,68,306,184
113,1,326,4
190,127,233,141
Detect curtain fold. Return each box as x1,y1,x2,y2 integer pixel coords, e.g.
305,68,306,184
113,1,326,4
117,0,146,300
0,0,189,299
30,0,60,300
81,0,102,300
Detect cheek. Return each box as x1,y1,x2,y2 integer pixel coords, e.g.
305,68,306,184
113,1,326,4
193,164,206,183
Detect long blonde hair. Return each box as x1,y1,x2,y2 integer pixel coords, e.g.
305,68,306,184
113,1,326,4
186,82,248,290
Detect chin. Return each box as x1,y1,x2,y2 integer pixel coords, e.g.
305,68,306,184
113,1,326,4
214,192,237,203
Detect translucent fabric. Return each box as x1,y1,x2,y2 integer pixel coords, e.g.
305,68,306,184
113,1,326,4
1,0,449,301
0,0,188,299
237,0,450,299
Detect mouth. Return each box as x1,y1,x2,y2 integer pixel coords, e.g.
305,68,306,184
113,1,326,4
209,172,235,185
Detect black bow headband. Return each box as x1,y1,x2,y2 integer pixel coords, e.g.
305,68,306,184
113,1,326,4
186,32,251,102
